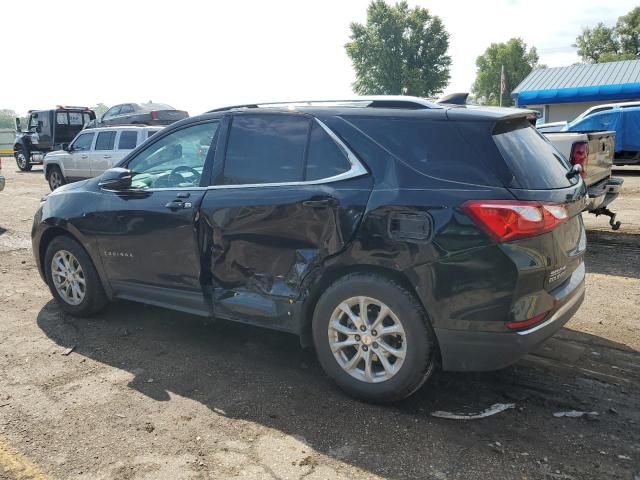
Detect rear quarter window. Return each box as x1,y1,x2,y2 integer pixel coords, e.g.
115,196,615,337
118,131,138,150
346,116,502,186
493,119,574,190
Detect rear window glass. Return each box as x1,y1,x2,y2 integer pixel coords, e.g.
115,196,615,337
118,131,138,150
493,120,574,189
347,117,501,186
69,112,84,125
95,131,117,150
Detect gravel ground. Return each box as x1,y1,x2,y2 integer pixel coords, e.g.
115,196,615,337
0,158,638,480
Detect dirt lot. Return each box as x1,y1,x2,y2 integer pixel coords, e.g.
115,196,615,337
0,159,638,480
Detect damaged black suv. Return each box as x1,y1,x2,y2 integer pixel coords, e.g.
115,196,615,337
32,97,587,402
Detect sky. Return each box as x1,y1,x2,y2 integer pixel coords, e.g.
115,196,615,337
1,0,637,116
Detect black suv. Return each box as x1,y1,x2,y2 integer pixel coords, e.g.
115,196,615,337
32,97,587,402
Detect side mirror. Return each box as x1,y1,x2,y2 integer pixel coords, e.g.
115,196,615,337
99,168,133,191
64,144,72,152
15,118,22,133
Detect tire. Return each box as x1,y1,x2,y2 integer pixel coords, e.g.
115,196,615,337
44,235,108,317
312,273,436,403
47,165,66,191
15,147,32,171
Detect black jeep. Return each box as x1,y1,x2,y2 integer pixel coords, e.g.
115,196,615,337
32,97,587,402
14,107,95,171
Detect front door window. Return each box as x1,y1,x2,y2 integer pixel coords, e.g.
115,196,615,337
127,122,219,189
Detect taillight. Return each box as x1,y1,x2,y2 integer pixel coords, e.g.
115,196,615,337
461,200,569,242
569,141,588,178
506,311,549,330
150,111,158,121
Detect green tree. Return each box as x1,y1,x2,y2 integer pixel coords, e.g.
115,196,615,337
91,103,109,118
345,0,451,97
0,109,19,129
616,7,640,57
576,23,619,63
472,38,540,107
576,7,640,63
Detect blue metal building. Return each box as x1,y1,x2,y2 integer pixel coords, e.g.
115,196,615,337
512,60,640,123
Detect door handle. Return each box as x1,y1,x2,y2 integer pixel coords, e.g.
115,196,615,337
164,199,192,210
81,155,88,159
303,199,336,208
103,155,111,159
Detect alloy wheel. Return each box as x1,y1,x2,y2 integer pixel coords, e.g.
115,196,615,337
50,171,62,190
328,296,407,383
51,250,86,306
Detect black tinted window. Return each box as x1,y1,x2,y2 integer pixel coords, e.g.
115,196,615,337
72,132,94,151
118,131,138,150
348,117,501,186
305,122,351,180
223,114,310,185
493,120,574,189
95,131,117,150
120,105,134,114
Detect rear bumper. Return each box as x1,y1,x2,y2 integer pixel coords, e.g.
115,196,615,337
587,177,623,212
0,175,4,192
435,262,585,372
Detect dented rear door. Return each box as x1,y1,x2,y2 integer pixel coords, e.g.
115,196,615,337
199,112,372,331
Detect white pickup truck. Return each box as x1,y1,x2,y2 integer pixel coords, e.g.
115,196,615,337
543,130,623,229
43,125,161,191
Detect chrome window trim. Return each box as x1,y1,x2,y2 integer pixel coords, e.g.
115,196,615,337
112,118,367,193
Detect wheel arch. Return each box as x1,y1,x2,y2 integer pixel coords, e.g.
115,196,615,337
38,225,113,299
44,160,64,179
299,263,440,363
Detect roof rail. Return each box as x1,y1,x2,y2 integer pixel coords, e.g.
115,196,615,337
207,95,442,113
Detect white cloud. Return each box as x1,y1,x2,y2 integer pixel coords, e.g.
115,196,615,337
0,0,635,115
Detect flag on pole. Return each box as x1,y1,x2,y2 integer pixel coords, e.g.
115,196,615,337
500,65,506,107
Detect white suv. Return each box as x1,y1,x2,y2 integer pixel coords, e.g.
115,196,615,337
43,126,162,190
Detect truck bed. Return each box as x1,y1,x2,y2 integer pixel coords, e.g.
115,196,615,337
543,131,615,187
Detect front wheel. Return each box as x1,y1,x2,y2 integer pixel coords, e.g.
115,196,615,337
15,147,32,171
44,235,108,317
47,165,66,191
312,273,436,403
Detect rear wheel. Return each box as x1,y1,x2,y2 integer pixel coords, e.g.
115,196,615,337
47,165,66,191
15,147,32,171
312,273,436,402
44,236,108,317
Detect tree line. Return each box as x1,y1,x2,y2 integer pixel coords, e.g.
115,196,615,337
346,1,640,106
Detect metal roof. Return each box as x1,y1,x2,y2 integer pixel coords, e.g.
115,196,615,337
513,60,640,93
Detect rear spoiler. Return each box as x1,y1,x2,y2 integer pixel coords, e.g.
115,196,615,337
437,92,469,105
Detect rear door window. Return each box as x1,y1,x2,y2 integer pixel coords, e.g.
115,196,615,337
118,131,138,150
95,131,117,151
493,119,574,189
223,114,310,185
